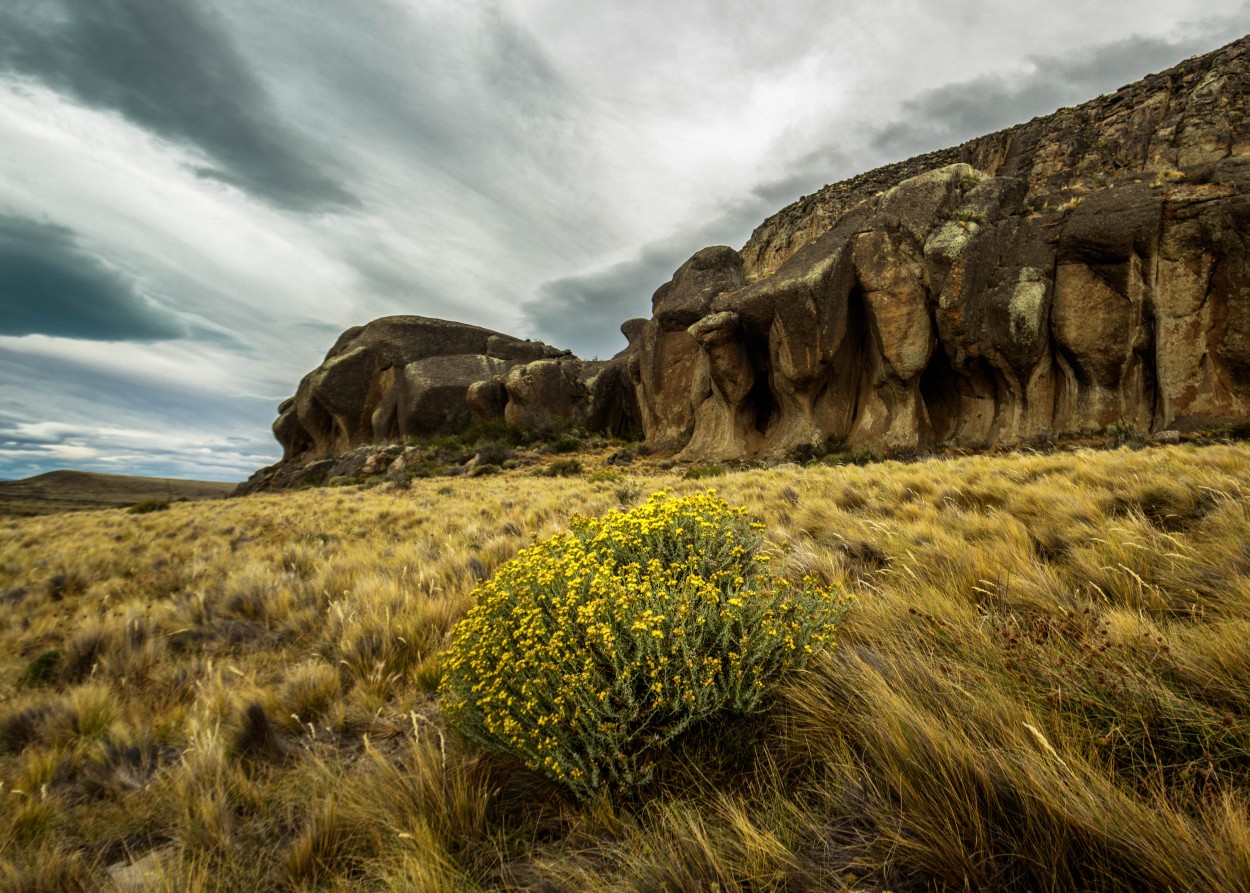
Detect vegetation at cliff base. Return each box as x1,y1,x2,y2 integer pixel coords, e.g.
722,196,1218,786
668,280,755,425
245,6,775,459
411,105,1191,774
1,442,1250,890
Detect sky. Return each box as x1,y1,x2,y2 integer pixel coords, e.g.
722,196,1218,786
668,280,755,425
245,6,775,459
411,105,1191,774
0,1,1247,482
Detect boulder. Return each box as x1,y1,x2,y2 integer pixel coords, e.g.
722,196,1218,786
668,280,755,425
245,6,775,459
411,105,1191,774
503,358,588,432
272,316,565,461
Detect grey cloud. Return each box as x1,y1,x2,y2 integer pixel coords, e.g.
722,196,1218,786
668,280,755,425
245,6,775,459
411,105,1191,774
0,0,355,211
524,26,1250,361
749,144,859,210
0,424,272,481
522,138,864,359
0,348,279,481
275,2,608,248
873,33,1236,161
523,195,775,359
0,213,187,341
523,244,681,359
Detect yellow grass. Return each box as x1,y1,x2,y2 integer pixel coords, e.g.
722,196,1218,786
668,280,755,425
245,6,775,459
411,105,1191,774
1,442,1249,890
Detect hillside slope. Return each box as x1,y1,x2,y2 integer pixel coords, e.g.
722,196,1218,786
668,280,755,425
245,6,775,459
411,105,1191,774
0,470,236,516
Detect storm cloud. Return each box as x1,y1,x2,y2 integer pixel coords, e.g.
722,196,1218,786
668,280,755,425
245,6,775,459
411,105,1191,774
521,141,864,358
873,31,1245,161
0,0,355,211
523,190,785,358
0,214,186,341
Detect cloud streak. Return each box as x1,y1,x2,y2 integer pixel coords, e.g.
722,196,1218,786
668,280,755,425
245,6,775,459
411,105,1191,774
873,31,1247,161
0,213,187,341
0,0,355,211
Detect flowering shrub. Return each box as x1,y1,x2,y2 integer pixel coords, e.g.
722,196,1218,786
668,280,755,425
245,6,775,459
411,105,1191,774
439,489,849,800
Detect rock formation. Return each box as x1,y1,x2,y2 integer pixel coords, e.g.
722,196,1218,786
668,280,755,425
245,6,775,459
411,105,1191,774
250,35,1250,486
267,316,639,466
628,34,1250,458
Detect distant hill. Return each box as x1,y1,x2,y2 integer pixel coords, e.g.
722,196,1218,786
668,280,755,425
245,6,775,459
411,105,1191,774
0,470,236,516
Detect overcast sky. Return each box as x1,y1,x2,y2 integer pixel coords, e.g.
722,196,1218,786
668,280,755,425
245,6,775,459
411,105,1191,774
0,1,1246,482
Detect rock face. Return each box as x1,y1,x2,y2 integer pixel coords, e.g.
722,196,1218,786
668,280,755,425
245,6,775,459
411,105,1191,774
273,317,567,461
255,35,1250,485
633,35,1250,458
266,316,640,471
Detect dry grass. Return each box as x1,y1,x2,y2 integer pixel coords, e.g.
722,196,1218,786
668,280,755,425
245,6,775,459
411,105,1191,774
2,442,1249,890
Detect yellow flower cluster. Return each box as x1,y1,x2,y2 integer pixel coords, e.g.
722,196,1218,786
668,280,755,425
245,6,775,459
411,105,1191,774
439,489,849,801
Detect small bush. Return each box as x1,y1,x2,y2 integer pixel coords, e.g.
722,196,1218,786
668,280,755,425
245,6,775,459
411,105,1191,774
824,446,879,467
683,464,725,480
127,499,169,514
46,571,88,601
440,490,849,801
788,434,848,465
1227,421,1250,441
537,458,582,478
21,650,62,687
547,433,584,454
474,442,515,466
606,449,634,466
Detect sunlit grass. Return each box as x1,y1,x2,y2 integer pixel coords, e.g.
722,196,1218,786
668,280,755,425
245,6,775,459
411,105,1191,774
1,442,1248,890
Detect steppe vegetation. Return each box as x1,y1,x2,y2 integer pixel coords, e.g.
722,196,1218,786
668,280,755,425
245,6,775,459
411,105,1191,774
2,441,1250,891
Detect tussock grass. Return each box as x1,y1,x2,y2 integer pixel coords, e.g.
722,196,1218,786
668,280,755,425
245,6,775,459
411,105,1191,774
1,443,1249,889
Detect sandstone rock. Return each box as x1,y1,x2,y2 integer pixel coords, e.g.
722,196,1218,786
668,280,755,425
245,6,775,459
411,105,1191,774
273,316,565,462
249,35,1250,489
399,354,511,437
466,378,508,420
651,246,745,329
620,36,1250,460
503,358,587,432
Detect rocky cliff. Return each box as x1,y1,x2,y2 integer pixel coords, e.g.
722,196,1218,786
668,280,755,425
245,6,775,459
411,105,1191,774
251,35,1250,485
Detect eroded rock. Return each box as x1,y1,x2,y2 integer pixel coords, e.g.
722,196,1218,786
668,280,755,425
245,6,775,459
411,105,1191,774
249,35,1250,489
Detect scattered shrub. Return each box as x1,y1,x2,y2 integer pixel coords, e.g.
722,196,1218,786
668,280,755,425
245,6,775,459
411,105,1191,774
616,484,644,506
21,650,62,688
537,459,582,478
684,464,725,480
824,446,879,467
1227,421,1250,441
327,476,365,488
606,449,634,467
45,570,88,601
547,433,584,455
788,435,848,465
127,499,170,514
473,442,515,467
440,490,849,801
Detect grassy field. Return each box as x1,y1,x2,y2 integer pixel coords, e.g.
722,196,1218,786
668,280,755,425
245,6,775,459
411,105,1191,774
0,471,236,518
2,442,1249,891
